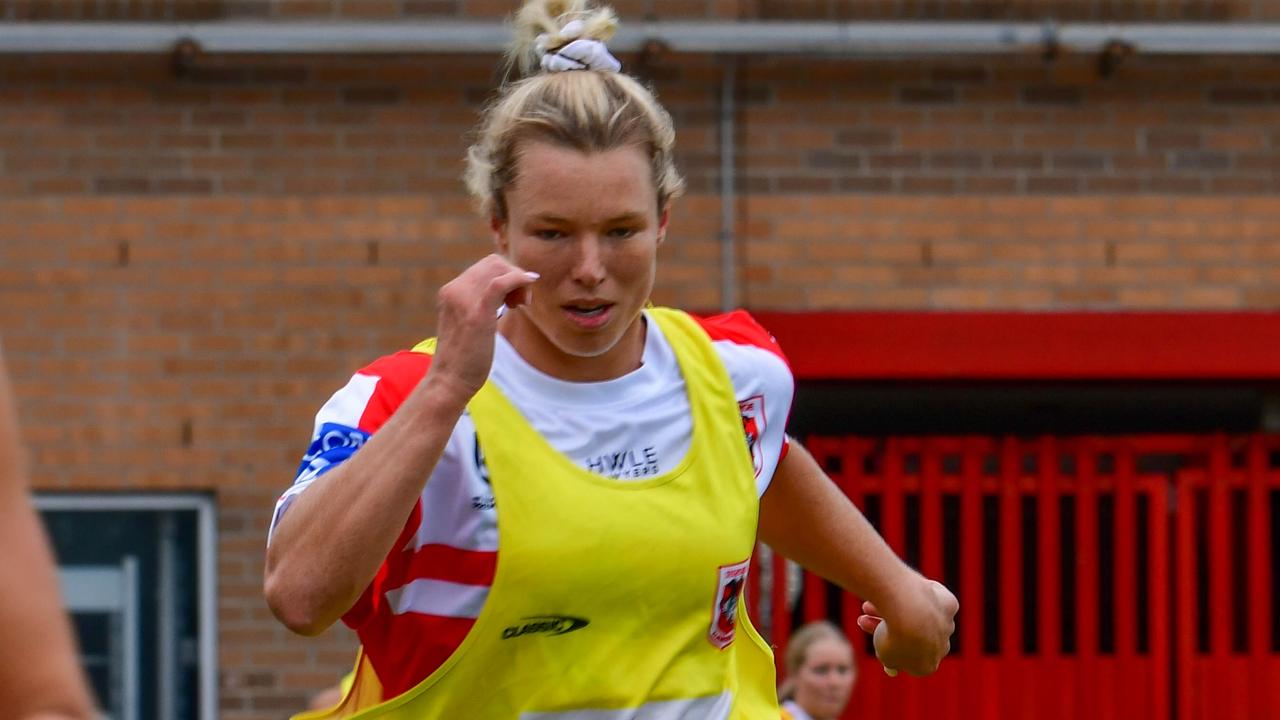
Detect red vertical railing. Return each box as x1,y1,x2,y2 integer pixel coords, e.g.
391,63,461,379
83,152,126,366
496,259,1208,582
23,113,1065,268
1148,472,1171,720
959,440,992,720
748,434,1278,720
997,438,1026,719
1038,436,1063,719
1113,447,1137,719
1208,436,1237,717
1173,435,1280,720
1076,442,1099,720
1176,463,1197,720
1246,438,1273,718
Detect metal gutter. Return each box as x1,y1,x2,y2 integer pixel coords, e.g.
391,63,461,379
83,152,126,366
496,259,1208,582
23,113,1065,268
1,21,1280,56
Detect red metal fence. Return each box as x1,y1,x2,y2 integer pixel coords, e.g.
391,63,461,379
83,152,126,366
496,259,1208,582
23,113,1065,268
751,434,1280,720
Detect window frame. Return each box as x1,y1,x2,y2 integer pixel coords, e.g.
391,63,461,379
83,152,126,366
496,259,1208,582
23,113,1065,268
35,493,218,720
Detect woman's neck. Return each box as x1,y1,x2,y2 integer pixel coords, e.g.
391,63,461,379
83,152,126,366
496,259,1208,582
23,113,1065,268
497,310,646,383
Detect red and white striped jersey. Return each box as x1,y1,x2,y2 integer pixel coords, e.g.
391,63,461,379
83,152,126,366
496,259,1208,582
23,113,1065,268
269,310,794,699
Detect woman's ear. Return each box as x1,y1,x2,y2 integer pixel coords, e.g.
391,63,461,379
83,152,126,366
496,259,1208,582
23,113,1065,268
656,203,671,245
491,215,508,255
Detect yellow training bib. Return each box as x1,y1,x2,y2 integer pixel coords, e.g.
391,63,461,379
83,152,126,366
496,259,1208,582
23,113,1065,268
298,308,778,719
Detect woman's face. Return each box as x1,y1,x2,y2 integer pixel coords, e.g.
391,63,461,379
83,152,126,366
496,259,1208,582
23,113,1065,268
493,140,668,382
793,637,856,720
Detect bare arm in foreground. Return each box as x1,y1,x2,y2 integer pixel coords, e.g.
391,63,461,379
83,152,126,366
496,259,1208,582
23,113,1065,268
0,351,97,719
759,439,958,677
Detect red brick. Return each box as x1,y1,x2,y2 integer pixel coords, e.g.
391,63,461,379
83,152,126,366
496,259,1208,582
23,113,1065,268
1114,242,1171,264
953,266,1016,284
1111,197,1173,217
932,287,993,308
1117,287,1174,307
1055,287,1118,305
991,288,1055,307
1180,286,1243,308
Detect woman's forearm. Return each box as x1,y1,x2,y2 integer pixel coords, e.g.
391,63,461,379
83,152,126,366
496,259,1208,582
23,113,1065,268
266,256,540,636
757,440,923,622
0,355,97,718
759,438,958,675
263,372,471,635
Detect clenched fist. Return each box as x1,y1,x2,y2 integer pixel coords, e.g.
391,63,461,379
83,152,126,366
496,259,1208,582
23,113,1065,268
857,577,958,677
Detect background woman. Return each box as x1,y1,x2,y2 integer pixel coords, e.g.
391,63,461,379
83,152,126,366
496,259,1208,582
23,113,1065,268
779,621,857,720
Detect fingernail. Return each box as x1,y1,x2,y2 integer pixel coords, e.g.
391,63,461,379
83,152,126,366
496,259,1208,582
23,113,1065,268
525,271,540,280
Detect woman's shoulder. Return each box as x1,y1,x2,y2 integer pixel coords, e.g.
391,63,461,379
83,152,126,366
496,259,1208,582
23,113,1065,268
684,309,789,367
327,348,435,434
357,348,434,388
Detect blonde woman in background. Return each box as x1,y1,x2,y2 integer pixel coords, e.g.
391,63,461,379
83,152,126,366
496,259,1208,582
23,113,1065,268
778,622,857,720
0,349,97,720
265,1,957,717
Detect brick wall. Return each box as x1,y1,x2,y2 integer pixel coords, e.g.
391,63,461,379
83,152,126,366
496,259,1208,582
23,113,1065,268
2,20,1279,720
6,53,1280,197
2,0,1277,20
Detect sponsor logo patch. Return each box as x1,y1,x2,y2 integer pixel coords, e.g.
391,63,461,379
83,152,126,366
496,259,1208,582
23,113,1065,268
295,423,370,485
708,559,750,649
501,615,590,640
586,446,660,479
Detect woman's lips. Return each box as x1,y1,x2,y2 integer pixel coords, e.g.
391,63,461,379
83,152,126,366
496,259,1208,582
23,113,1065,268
563,303,613,329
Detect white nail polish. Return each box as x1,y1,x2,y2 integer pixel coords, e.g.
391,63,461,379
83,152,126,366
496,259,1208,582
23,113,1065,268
525,272,541,280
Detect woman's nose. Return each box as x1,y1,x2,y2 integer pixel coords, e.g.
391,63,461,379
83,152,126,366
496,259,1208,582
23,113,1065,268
571,235,606,286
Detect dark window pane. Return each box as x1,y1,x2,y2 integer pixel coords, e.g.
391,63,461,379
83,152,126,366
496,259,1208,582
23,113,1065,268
41,505,206,720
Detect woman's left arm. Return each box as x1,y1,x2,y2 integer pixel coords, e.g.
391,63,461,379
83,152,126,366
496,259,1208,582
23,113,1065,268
758,438,958,676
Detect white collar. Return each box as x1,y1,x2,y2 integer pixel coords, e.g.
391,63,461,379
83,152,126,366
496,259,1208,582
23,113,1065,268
781,701,816,720
491,310,672,408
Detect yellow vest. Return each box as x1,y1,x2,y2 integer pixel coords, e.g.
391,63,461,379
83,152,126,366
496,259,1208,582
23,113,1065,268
296,308,778,719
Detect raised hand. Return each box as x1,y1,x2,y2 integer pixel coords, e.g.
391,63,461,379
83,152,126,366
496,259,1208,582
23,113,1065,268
428,254,540,401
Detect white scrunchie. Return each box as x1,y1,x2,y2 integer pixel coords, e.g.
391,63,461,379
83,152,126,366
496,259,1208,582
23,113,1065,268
535,19,622,73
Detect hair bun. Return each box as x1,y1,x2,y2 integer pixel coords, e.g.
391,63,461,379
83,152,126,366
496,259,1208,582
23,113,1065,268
509,0,619,78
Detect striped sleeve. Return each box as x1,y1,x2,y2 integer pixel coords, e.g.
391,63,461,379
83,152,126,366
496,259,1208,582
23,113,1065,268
693,310,795,496
269,351,434,537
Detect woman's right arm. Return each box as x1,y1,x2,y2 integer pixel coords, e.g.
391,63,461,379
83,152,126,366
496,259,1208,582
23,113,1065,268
264,255,537,636
0,352,97,719
263,370,473,636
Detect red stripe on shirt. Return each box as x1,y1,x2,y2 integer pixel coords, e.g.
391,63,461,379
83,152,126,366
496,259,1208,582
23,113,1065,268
342,498,424,629
356,350,434,434
359,613,478,699
398,544,498,587
691,309,791,368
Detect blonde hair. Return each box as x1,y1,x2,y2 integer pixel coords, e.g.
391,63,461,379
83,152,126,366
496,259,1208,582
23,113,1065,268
464,0,685,220
777,621,854,702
